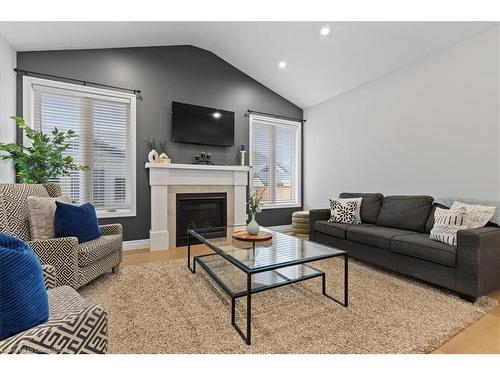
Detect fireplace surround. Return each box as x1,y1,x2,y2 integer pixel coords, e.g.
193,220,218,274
146,163,250,250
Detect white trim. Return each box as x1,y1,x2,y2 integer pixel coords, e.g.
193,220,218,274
22,76,136,100
248,113,302,210
145,162,250,172
22,75,137,219
146,164,249,251
128,91,137,219
123,239,150,251
261,203,302,209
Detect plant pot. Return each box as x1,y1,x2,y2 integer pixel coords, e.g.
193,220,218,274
246,213,259,235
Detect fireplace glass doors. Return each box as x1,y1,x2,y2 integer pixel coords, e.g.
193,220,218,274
176,193,227,246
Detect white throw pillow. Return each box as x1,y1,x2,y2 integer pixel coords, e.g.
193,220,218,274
328,198,362,224
430,207,468,246
450,201,495,229
27,196,72,240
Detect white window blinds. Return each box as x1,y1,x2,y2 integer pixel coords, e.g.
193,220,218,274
249,115,301,208
26,77,136,218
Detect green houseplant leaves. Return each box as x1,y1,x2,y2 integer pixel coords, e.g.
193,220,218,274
0,116,89,183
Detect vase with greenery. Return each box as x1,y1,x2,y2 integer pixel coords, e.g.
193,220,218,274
0,116,89,184
147,138,169,163
246,191,263,235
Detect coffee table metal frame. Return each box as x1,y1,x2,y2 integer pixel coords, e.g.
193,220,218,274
187,228,348,345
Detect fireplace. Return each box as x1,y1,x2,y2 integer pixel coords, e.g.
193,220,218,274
176,193,227,246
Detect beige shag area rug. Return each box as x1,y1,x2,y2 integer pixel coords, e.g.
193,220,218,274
80,258,496,354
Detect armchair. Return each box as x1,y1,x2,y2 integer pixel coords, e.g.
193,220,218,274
0,265,108,354
0,183,123,289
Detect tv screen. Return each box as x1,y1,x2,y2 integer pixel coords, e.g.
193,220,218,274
171,102,235,147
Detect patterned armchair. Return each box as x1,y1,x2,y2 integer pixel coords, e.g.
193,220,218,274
0,183,123,289
0,265,108,354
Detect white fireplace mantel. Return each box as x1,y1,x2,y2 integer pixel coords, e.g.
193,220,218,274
146,162,250,250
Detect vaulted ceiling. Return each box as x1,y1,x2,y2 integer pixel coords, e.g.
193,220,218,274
0,21,494,108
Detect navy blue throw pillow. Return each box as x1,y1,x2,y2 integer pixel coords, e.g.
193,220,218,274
54,201,100,243
0,232,49,340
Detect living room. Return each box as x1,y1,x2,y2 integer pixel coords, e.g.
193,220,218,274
0,0,499,372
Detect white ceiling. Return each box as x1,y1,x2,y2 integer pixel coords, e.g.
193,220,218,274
0,21,495,108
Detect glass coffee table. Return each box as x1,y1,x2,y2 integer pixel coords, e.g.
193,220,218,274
187,225,348,345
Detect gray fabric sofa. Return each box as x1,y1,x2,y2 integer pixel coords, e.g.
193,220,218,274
309,193,500,302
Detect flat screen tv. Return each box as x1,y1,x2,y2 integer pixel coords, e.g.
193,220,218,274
171,102,235,147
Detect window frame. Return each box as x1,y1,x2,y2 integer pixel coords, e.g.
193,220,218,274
22,75,137,219
248,114,302,210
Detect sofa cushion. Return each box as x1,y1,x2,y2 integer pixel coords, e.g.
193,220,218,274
55,202,100,243
27,196,72,240
48,285,88,317
346,225,417,250
450,201,496,229
376,195,434,232
425,203,448,233
315,221,373,239
429,207,468,246
391,233,457,267
339,193,383,224
328,198,362,224
77,233,122,267
0,232,49,340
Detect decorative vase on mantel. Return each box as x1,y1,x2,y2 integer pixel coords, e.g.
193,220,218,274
246,213,259,235
148,149,159,163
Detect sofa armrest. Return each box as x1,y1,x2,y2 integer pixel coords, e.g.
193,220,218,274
309,209,331,241
0,303,108,354
41,265,57,290
456,227,500,297
28,237,79,289
99,223,123,236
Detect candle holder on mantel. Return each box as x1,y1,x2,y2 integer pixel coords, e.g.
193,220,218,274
239,144,246,166
193,152,214,165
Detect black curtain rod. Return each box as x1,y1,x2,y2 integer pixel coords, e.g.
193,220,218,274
14,68,141,95
245,109,305,123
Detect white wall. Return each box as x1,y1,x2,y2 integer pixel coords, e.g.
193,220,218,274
0,32,16,183
304,26,500,210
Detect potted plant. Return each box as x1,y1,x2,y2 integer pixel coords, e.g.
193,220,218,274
246,191,264,235
0,116,89,183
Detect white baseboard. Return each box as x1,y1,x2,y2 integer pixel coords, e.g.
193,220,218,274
123,239,150,251
123,226,296,251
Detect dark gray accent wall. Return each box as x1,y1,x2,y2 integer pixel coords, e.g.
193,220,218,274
17,45,303,240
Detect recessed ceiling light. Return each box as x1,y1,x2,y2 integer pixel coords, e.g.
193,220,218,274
320,26,330,36
278,61,287,69
213,112,221,119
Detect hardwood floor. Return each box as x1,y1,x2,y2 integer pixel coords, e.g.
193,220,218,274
122,246,500,354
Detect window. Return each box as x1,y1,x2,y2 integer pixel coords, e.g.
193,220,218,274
249,114,301,209
23,76,137,218
114,178,126,204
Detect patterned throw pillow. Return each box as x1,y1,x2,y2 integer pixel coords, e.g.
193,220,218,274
328,198,362,224
430,207,468,246
450,201,495,229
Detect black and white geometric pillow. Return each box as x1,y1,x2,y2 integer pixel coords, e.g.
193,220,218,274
430,207,468,246
450,201,495,229
328,198,362,224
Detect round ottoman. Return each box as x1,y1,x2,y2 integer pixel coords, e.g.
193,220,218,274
292,211,310,235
